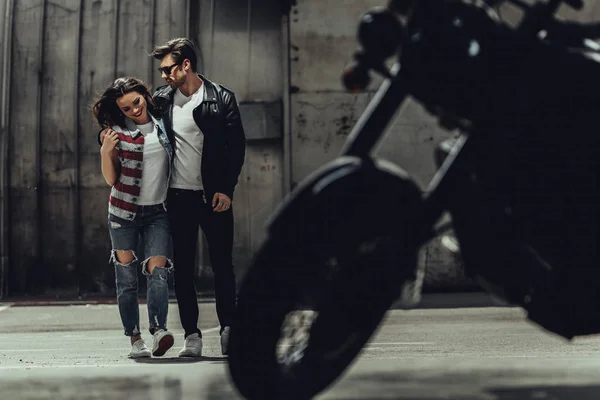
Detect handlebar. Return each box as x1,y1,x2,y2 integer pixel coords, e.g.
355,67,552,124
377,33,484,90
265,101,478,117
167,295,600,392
543,20,600,46
343,0,600,92
486,0,584,12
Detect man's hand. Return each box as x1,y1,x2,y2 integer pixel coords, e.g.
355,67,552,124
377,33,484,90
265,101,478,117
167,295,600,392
101,130,119,155
100,128,116,145
212,192,231,212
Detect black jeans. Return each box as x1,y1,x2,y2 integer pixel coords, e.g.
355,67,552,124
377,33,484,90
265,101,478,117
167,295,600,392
167,188,236,337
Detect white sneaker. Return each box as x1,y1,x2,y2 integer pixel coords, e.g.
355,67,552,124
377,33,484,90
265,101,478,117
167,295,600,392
129,339,151,359
152,329,175,357
178,333,203,357
221,326,231,355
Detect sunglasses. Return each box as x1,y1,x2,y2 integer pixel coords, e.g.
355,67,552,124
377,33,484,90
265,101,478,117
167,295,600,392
157,62,180,75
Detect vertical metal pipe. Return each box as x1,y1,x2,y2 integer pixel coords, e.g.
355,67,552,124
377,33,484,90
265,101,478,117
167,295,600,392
184,0,190,40
150,0,156,82
281,9,292,193
113,0,121,79
74,0,84,296
188,0,201,70
246,0,252,99
209,0,215,76
0,0,15,299
34,0,49,292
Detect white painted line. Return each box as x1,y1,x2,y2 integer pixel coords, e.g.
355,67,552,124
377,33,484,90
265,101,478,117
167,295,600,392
0,305,11,313
363,343,437,351
276,342,436,349
0,348,131,352
482,355,546,358
367,342,436,346
0,364,129,370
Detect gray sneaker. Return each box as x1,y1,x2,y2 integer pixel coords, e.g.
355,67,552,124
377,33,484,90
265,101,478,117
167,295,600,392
129,339,151,359
178,333,203,357
152,329,175,357
220,326,231,356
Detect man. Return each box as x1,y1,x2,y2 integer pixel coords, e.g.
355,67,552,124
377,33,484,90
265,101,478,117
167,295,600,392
152,37,245,357
101,38,246,357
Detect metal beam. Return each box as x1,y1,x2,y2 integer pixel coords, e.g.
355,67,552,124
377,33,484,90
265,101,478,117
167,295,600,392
0,0,15,299
34,0,49,292
74,0,84,296
281,10,292,192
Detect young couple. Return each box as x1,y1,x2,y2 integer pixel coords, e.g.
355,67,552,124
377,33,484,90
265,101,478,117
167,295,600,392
93,38,246,359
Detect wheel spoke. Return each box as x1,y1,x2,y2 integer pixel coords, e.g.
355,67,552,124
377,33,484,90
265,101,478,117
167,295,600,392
277,310,318,365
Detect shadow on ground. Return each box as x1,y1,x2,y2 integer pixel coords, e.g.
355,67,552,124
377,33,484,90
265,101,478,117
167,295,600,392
3,372,600,399
333,371,600,400
134,356,227,364
203,370,600,399
487,386,600,400
0,376,184,400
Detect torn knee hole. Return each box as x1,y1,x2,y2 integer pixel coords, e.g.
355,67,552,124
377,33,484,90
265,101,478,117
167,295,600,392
142,256,174,275
110,250,137,267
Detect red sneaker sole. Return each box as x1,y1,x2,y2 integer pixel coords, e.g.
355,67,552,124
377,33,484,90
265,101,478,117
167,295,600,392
153,334,174,356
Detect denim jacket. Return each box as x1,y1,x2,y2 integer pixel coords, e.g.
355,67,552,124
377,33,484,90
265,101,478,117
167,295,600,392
108,115,174,220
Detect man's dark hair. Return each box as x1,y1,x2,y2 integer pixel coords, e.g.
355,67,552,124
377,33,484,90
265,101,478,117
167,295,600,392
91,77,154,129
151,37,198,72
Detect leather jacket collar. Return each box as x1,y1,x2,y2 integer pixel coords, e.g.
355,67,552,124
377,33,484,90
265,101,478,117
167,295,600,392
153,74,218,109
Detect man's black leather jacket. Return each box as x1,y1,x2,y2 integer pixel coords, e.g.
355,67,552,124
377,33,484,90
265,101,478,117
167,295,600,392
152,75,246,201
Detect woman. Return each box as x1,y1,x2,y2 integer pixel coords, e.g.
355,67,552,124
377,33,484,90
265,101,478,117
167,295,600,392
93,77,175,358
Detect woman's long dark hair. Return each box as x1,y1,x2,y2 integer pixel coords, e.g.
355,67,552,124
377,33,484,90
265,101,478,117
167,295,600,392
92,77,155,129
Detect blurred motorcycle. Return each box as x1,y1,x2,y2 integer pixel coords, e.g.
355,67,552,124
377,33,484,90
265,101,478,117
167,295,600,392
228,0,600,398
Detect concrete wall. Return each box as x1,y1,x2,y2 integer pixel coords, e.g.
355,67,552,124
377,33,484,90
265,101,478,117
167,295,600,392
3,0,600,297
287,0,600,290
0,0,284,297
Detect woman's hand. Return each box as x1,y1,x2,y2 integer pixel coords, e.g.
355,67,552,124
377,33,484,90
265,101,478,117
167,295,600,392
100,129,120,186
101,129,119,155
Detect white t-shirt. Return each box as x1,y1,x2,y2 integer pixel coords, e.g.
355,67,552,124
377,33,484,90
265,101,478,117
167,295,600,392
169,84,206,190
137,121,169,205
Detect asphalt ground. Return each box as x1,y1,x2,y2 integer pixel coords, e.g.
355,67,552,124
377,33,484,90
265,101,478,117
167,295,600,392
1,294,599,399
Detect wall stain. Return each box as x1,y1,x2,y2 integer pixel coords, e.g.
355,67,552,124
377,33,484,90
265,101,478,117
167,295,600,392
333,115,353,137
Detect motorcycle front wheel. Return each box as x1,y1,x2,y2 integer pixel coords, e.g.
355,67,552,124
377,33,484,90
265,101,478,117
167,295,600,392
228,156,423,399
228,233,419,400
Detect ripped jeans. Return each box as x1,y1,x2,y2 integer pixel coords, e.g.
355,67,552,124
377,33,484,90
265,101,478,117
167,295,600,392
108,204,173,336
